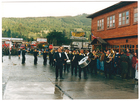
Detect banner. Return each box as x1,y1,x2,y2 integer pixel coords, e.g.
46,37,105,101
71,31,85,37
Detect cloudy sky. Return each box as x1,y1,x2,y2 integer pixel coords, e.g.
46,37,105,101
1,0,122,18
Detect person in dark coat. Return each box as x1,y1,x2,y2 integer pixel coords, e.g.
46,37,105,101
120,51,129,79
64,49,70,73
33,49,38,65
85,50,92,73
71,49,78,76
90,50,98,75
54,48,66,79
22,48,27,64
43,49,48,65
78,49,88,79
114,50,119,75
104,50,113,79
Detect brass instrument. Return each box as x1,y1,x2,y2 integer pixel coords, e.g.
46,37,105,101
91,49,99,60
106,49,115,63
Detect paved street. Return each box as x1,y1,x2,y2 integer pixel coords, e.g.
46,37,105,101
2,54,138,100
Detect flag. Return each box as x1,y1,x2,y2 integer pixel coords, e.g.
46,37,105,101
91,33,96,39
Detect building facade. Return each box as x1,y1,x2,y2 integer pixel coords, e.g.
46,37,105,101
87,1,138,53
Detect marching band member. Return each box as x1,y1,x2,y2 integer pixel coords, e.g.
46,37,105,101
33,49,39,65
54,48,66,79
90,50,98,75
43,49,48,65
78,49,88,79
85,50,92,73
64,49,70,73
104,50,113,79
21,48,27,64
71,49,78,76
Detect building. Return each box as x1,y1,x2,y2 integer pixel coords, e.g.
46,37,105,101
87,1,138,53
2,37,23,43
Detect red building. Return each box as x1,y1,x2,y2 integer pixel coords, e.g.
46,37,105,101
87,1,138,53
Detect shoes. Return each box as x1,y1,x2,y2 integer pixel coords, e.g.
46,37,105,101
60,77,64,79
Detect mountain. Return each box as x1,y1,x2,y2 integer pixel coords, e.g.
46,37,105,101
2,13,91,40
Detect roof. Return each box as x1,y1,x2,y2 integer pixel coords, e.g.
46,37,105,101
91,37,107,45
87,1,137,18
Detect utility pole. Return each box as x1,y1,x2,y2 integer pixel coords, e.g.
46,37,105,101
82,39,83,49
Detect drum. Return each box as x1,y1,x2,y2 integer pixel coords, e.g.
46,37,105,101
66,60,71,64
78,56,91,68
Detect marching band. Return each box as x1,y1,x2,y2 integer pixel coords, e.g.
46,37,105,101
21,46,138,80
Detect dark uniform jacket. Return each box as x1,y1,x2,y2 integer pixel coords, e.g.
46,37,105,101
71,53,79,64
78,53,85,61
22,50,26,56
54,52,66,65
43,52,48,59
33,51,38,57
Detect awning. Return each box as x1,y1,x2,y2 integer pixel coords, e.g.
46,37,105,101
91,37,107,45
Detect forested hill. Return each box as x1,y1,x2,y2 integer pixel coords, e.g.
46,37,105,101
2,13,91,40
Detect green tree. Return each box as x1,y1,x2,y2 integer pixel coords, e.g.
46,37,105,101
46,30,70,46
7,29,11,37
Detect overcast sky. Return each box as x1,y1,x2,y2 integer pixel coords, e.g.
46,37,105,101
1,0,122,18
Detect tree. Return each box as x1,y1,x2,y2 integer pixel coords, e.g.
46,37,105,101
7,29,11,37
46,30,71,46
2,30,7,37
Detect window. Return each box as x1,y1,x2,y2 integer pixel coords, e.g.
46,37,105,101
134,8,138,23
119,10,129,26
107,45,119,51
107,15,115,28
97,19,104,30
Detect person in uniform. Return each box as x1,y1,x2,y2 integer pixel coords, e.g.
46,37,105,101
54,48,66,79
87,50,93,73
22,48,27,64
54,49,58,67
64,49,70,73
120,51,129,79
43,49,48,65
33,49,38,65
90,50,98,75
71,49,78,76
78,49,88,79
104,50,113,79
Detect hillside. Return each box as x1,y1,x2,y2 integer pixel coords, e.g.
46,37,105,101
2,13,91,40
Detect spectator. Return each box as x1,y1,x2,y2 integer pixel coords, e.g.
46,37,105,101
100,50,105,71
114,50,119,75
128,50,133,79
135,56,138,80
131,52,137,79
120,51,129,79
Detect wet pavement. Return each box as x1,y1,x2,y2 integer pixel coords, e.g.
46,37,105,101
2,54,138,100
